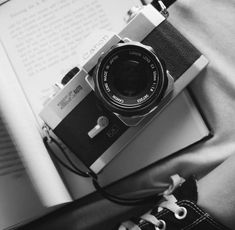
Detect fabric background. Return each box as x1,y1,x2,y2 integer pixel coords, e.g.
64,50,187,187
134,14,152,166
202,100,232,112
115,0,235,194
8,2,235,229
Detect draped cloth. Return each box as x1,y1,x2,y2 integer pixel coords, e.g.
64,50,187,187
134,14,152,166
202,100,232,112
115,0,235,195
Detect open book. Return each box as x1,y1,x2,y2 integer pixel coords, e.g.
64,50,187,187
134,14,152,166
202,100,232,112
0,0,210,229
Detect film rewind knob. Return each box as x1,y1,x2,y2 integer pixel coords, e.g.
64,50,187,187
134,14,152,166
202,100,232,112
88,116,109,138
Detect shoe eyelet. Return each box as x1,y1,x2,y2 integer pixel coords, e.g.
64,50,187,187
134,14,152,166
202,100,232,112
155,219,166,230
174,207,187,220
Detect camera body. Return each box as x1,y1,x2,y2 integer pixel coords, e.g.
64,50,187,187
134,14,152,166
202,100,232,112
40,5,208,173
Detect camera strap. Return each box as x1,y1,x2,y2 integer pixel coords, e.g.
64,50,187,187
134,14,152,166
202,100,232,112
151,0,177,9
141,0,177,18
43,127,161,206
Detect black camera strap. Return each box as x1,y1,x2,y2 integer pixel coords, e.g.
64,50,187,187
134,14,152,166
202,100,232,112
141,0,177,8
43,133,161,206
140,0,177,19
151,0,177,9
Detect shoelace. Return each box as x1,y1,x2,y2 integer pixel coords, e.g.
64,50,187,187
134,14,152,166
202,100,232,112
119,174,186,230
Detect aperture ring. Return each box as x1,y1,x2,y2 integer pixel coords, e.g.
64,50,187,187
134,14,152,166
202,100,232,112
94,42,168,117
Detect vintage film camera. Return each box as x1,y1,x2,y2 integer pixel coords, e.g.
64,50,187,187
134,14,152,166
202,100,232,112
40,4,208,173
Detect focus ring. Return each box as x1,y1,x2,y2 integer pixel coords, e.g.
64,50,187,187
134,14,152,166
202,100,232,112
94,42,168,117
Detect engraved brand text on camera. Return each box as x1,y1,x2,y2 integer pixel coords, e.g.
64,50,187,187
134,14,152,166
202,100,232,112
82,35,109,61
57,85,83,110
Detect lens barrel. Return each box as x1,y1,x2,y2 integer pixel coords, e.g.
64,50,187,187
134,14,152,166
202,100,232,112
94,42,168,117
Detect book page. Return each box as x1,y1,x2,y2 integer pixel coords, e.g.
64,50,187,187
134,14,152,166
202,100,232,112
0,0,141,121
0,116,47,230
0,0,141,206
0,41,73,206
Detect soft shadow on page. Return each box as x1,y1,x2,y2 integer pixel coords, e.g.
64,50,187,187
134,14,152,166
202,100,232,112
0,116,46,230
0,0,141,204
0,42,72,206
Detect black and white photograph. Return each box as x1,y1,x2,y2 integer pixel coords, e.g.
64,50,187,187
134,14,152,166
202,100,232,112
0,0,234,229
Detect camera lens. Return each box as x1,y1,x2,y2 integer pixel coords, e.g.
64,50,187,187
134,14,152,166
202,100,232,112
112,59,150,97
94,43,168,117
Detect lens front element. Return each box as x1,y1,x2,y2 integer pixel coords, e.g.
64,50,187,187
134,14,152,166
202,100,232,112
94,43,168,117
113,59,149,97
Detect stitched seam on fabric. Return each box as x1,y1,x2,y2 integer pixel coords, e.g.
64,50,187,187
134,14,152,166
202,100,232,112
203,213,229,230
138,200,228,230
180,201,228,230
205,213,230,230
179,201,204,216
183,214,227,230
139,200,200,229
183,216,206,230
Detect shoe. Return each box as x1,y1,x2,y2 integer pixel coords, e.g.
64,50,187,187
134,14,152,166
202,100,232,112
119,175,230,230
